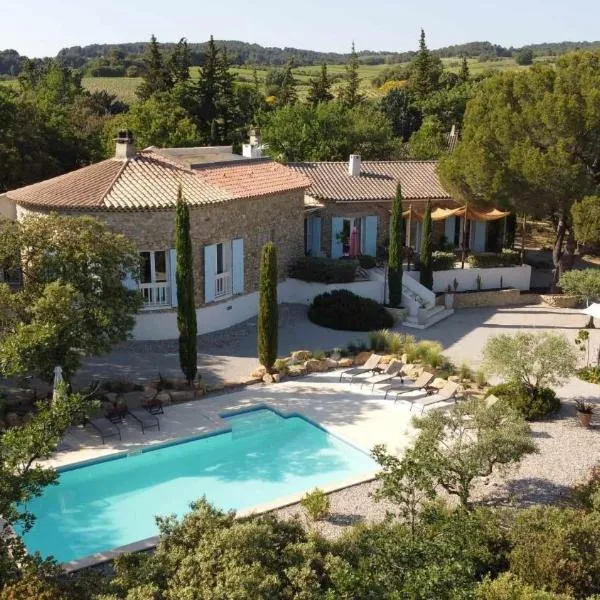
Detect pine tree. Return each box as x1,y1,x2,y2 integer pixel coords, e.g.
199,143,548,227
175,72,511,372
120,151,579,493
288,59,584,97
137,35,173,100
175,186,197,385
410,29,442,100
278,59,298,106
169,37,190,84
216,47,236,140
388,182,405,307
339,42,363,108
459,56,470,83
420,200,433,290
257,242,278,373
307,63,334,106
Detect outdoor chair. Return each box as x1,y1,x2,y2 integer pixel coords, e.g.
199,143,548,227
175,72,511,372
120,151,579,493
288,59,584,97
360,360,405,391
339,353,383,383
85,416,122,444
382,371,435,401
410,381,460,415
126,407,160,434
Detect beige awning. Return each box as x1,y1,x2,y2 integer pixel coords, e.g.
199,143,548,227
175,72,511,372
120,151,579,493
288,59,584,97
401,205,510,222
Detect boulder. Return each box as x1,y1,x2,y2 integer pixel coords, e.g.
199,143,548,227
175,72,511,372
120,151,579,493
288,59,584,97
241,376,263,386
304,359,329,373
337,357,354,368
287,364,307,377
354,351,372,366
430,377,448,390
170,389,196,403
291,350,312,363
448,375,461,383
155,391,173,405
323,358,338,370
263,373,274,384
251,365,267,378
272,373,281,383
379,355,395,364
400,353,409,364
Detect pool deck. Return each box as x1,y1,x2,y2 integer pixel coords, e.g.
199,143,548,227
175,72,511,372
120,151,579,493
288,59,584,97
51,370,425,571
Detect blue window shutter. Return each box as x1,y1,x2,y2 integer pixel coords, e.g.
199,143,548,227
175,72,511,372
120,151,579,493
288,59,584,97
312,217,321,256
204,244,217,303
169,249,178,307
364,216,378,256
232,238,244,294
473,221,487,252
444,216,455,246
305,218,312,255
331,217,344,258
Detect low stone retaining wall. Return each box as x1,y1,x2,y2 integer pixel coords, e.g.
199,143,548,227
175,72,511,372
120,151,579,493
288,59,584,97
451,289,541,309
540,294,580,308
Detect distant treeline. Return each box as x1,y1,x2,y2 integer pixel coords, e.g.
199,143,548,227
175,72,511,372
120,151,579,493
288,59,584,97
2,39,600,77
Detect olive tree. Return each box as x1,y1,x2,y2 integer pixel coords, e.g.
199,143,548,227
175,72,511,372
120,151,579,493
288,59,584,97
559,269,600,305
483,332,578,396
0,214,141,381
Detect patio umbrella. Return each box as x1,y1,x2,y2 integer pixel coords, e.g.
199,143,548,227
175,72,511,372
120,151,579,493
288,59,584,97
349,227,360,258
52,365,64,402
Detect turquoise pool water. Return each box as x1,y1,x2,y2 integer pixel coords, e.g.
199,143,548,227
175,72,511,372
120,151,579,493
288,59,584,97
22,408,376,563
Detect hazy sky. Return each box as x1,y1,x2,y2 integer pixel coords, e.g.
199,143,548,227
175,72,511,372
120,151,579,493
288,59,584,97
2,0,599,57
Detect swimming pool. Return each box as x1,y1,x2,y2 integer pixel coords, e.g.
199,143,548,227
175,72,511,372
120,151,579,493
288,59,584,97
21,407,377,563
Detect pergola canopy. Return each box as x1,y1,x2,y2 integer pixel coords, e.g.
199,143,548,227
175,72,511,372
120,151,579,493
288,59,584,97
402,205,511,222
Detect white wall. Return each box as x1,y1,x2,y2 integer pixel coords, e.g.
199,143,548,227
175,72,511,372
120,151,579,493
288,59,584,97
406,265,532,293
133,277,386,340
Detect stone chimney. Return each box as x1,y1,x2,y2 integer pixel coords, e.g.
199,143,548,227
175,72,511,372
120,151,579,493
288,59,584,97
243,128,262,159
114,129,136,160
348,154,361,177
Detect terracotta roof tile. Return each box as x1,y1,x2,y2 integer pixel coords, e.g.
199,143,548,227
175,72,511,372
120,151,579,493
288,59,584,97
288,161,452,202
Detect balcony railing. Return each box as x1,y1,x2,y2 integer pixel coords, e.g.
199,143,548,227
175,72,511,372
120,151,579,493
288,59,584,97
140,282,171,309
215,272,232,299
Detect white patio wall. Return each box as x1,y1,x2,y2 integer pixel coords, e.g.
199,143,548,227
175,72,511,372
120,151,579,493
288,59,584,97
405,265,532,293
132,277,385,340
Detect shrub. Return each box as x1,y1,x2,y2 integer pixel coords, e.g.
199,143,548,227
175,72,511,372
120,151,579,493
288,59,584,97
432,251,456,271
577,366,600,385
509,506,600,598
571,465,600,511
313,349,326,360
405,340,445,368
308,290,394,331
485,382,560,420
468,249,520,268
300,488,330,521
288,256,357,284
475,573,573,599
459,361,473,382
369,329,412,354
559,269,600,304
475,368,487,388
358,254,377,269
273,358,289,374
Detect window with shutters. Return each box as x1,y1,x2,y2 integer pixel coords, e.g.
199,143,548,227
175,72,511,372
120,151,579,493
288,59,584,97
139,250,172,308
214,241,233,299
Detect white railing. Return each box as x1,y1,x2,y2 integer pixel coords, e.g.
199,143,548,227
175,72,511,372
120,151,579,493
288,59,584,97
140,282,171,309
215,272,232,299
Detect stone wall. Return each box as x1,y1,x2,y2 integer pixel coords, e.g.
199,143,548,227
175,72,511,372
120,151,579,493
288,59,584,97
16,190,305,307
451,288,541,309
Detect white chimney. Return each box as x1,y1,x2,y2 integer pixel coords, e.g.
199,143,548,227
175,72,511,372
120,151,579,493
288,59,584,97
348,154,361,177
243,128,263,158
450,124,456,137
114,129,136,160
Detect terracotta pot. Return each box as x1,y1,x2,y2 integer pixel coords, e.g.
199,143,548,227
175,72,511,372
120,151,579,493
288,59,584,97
578,411,593,428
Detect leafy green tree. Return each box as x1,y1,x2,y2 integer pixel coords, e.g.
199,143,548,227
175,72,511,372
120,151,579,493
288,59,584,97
261,102,396,162
169,37,190,84
483,332,578,398
515,48,535,65
378,87,422,140
257,242,278,372
419,200,433,289
410,29,443,100
0,215,141,381
277,59,298,106
559,269,600,304
409,116,447,159
439,52,600,287
136,35,173,101
571,196,600,246
339,42,364,108
388,182,405,307
459,56,470,83
307,63,334,106
175,187,197,385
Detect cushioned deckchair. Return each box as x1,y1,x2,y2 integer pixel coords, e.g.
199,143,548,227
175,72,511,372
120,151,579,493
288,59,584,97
410,381,460,415
382,371,435,401
360,360,405,391
126,408,160,434
339,353,383,383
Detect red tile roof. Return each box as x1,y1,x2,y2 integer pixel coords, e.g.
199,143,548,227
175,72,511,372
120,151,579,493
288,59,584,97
6,151,309,211
288,161,452,202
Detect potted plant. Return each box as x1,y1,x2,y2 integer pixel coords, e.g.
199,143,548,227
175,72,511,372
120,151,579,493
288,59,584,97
575,399,594,428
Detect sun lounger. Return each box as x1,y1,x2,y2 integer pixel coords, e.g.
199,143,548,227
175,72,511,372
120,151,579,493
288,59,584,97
86,417,122,444
339,353,383,382
410,381,460,415
382,371,435,401
360,360,405,391
126,408,160,434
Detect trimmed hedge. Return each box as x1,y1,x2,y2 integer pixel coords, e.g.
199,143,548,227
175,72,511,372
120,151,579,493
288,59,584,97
468,249,520,268
486,382,560,420
288,256,357,284
308,290,394,331
432,251,457,271
358,255,378,269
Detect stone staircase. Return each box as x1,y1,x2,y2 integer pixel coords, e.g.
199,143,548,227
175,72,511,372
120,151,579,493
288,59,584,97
401,276,454,330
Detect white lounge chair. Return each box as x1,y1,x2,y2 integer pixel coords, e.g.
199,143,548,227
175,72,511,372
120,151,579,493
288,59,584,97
339,353,383,383
382,371,435,401
360,360,405,391
410,381,460,415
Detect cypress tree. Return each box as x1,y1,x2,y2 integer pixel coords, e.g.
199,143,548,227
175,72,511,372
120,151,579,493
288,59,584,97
307,63,334,106
278,59,298,106
137,35,173,100
459,56,470,83
388,182,405,307
339,42,363,108
420,200,433,290
410,29,441,100
257,242,278,373
169,37,190,84
175,186,197,385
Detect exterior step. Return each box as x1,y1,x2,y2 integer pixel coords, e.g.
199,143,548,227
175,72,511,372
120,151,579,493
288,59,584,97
403,308,454,330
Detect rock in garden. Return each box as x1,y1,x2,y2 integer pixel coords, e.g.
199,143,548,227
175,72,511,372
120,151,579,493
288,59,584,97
291,350,313,363
354,351,372,366
251,366,267,378
337,357,354,368
304,359,329,373
263,373,274,384
287,364,308,377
